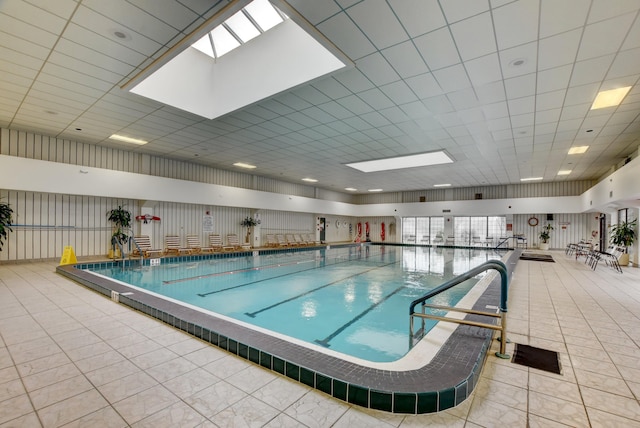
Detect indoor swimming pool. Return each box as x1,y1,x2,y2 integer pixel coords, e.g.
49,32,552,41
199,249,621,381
87,245,504,362
59,244,516,413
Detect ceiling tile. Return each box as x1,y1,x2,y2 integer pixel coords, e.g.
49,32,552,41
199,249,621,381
493,0,539,50
388,0,446,37
440,0,490,23
538,29,581,71
413,27,460,70
537,65,572,93
570,55,615,86
348,0,408,50
577,14,635,61
432,64,471,92
450,12,496,61
316,12,376,60
465,53,502,86
382,41,429,78
539,0,590,38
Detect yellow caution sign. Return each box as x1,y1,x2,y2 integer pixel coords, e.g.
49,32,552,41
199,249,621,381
59,246,78,265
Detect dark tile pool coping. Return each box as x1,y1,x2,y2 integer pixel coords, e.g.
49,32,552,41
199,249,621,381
56,244,519,414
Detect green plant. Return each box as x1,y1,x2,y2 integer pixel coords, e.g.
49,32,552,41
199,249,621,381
107,205,131,247
539,223,554,244
610,219,637,251
240,216,260,243
0,199,14,252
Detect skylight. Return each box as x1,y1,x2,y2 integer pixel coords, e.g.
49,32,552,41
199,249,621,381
192,0,286,60
127,0,351,120
346,151,454,173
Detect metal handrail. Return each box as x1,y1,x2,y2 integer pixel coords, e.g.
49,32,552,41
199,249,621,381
129,235,144,267
409,259,510,358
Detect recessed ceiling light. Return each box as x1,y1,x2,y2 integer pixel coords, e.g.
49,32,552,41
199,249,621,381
520,177,543,182
568,146,589,155
590,86,632,109
111,29,132,41
346,151,453,173
109,134,148,145
368,189,383,192
344,187,358,191
302,178,318,182
233,162,256,169
509,58,527,67
433,183,451,187
557,170,572,175
44,110,58,115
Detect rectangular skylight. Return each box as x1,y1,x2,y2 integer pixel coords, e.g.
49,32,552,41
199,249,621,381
225,13,260,43
245,0,284,31
590,86,632,109
346,151,453,173
109,134,148,145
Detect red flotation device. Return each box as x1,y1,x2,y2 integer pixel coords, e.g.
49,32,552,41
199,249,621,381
135,214,161,224
357,222,362,238
381,222,386,241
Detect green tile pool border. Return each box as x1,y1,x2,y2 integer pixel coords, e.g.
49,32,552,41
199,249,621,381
56,244,518,414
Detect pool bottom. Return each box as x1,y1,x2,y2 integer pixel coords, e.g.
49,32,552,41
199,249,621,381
57,245,519,414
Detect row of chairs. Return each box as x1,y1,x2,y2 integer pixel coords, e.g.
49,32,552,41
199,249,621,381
264,233,317,247
567,240,625,273
130,234,249,258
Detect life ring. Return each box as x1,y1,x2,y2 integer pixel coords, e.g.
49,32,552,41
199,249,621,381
528,217,538,227
357,222,362,237
381,222,386,241
135,214,161,224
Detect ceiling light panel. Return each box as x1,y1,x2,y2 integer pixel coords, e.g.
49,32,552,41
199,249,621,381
346,151,454,173
590,86,632,109
568,146,589,154
109,134,148,145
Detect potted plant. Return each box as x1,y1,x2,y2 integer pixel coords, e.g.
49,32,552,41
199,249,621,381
240,216,260,244
0,199,14,252
539,223,554,250
610,219,637,266
107,205,131,257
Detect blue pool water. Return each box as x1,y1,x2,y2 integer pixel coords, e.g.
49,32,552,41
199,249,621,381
90,245,502,362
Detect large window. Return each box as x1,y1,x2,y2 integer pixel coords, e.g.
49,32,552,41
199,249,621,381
403,216,505,246
402,217,445,244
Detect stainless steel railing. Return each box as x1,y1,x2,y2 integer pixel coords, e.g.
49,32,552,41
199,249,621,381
409,260,510,359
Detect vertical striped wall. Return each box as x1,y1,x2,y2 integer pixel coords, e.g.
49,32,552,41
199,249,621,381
512,213,599,250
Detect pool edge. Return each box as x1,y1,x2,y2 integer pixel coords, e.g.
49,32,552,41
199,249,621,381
56,245,518,414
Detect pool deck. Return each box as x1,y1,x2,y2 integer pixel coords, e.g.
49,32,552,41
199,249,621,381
1,248,639,426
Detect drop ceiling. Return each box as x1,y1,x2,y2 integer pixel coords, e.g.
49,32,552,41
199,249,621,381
1,0,639,194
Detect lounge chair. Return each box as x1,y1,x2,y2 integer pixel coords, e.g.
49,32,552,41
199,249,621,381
164,235,191,256
209,234,232,252
130,235,163,258
294,234,308,246
265,234,278,247
276,234,288,247
306,234,318,245
186,235,215,254
285,234,299,246
227,233,251,250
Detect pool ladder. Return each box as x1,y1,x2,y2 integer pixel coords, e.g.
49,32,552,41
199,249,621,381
409,260,510,359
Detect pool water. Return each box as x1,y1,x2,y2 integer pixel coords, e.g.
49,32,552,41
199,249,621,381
90,245,501,362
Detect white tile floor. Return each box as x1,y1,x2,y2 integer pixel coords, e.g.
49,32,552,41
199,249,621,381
1,252,639,427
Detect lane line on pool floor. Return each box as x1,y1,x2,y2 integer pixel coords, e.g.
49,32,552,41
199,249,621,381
195,252,390,297
244,261,400,318
314,283,408,348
